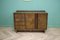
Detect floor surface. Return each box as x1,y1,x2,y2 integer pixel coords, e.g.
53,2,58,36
0,27,60,40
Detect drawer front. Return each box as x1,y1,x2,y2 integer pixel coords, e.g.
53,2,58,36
15,22,25,26
14,14,25,22
15,25,25,30
15,18,25,22
14,14,24,18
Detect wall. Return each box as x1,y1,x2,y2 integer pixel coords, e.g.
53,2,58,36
0,0,60,27
0,0,2,26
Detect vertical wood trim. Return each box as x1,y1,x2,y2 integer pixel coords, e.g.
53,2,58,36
46,13,48,30
13,13,17,32
35,13,38,29
24,13,26,29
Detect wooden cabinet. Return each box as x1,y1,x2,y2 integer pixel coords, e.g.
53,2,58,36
14,10,48,32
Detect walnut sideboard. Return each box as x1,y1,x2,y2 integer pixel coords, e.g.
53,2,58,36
13,10,48,32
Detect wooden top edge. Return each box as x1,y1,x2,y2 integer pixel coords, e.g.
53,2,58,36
13,10,48,14
14,12,48,14
16,10,46,12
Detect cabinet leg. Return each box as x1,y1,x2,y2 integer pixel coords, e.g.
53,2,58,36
42,31,45,33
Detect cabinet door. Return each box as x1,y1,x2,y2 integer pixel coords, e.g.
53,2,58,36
38,13,47,30
14,13,25,30
25,14,35,30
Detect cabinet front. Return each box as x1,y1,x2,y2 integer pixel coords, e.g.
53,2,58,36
14,11,48,32
25,14,35,30
14,13,26,30
38,13,47,30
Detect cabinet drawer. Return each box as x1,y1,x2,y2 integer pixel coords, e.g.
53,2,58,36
38,24,46,29
14,14,24,18
15,22,25,26
15,26,25,30
15,18,25,22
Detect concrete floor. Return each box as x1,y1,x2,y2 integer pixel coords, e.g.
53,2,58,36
0,27,60,40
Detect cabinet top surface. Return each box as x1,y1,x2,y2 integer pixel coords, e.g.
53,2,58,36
14,10,48,14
